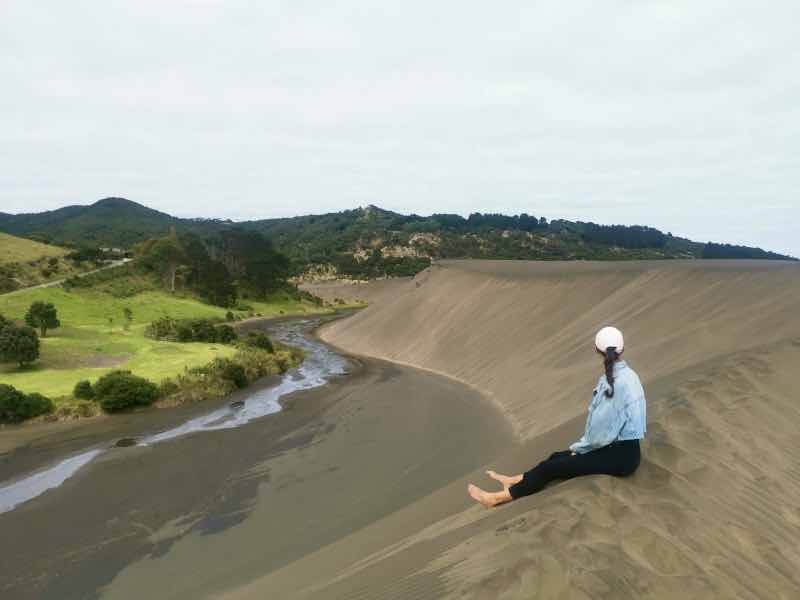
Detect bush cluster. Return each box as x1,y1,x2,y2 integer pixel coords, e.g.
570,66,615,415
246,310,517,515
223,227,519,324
244,331,274,353
63,343,303,415
220,360,248,388
73,379,95,400
0,384,54,423
92,370,160,412
144,317,237,344
159,346,304,406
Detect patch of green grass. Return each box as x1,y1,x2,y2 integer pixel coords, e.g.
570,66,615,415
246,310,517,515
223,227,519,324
0,286,330,399
0,232,98,290
0,233,67,264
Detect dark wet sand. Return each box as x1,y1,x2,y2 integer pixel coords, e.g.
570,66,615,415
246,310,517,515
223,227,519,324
0,351,509,599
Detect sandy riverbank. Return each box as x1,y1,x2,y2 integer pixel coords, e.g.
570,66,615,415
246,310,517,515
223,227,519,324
0,332,509,599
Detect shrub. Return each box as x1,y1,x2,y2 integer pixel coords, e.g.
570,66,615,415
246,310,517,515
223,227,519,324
181,319,217,342
145,317,237,344
220,361,248,388
245,331,274,353
175,320,198,342
158,378,179,398
52,400,98,419
144,316,178,340
24,393,54,418
0,384,54,423
216,324,237,344
0,276,19,293
225,311,235,322
73,380,94,400
93,370,159,412
0,325,40,367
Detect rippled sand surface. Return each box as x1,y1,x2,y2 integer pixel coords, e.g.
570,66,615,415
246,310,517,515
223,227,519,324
295,259,800,599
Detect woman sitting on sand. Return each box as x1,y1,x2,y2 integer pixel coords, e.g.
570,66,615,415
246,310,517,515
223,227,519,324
468,326,645,508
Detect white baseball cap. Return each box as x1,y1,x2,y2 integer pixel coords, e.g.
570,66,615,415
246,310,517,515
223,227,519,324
595,326,624,352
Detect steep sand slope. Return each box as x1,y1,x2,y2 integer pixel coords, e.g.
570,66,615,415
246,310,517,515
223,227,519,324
320,260,800,440
297,259,800,599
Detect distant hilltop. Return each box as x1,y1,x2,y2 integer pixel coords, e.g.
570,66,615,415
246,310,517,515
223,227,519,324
0,197,795,280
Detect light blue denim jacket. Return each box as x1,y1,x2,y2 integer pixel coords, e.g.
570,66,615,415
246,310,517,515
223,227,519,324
569,360,646,454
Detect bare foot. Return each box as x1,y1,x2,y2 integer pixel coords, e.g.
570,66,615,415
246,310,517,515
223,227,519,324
468,483,498,508
486,470,520,489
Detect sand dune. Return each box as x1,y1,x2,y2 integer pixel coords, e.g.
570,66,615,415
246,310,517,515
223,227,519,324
320,260,800,440
297,259,800,599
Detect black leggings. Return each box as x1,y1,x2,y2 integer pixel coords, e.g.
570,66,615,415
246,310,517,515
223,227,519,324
508,439,641,500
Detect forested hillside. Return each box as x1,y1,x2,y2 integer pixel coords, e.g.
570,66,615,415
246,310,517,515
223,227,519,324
1,198,794,282
0,197,227,248
244,205,795,279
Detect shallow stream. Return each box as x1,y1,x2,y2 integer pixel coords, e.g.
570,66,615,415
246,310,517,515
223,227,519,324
0,315,349,514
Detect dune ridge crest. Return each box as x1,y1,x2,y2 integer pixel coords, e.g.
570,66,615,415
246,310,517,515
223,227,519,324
319,259,800,440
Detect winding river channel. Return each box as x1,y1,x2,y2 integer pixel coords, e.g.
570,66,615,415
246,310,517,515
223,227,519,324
0,315,350,514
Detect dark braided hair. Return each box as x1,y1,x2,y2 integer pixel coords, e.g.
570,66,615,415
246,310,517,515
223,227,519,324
603,346,619,398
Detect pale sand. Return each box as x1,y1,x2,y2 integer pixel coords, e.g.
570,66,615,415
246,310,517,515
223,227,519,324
319,259,800,440
6,260,797,598
254,259,800,599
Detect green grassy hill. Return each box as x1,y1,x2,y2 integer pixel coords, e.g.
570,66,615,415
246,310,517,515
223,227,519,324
0,232,67,263
0,232,96,292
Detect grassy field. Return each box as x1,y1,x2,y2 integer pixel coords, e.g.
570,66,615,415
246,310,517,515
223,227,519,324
0,232,96,290
0,232,68,263
0,286,336,399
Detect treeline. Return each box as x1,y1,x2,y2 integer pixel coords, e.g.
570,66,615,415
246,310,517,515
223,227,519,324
701,242,794,260
403,212,549,233
130,228,290,306
577,223,667,249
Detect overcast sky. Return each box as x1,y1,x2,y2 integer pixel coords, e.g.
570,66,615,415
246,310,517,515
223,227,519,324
2,1,798,256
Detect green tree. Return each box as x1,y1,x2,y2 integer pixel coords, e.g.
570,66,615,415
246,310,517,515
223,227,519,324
25,301,60,337
147,238,187,292
206,230,290,297
0,325,40,367
194,260,237,307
